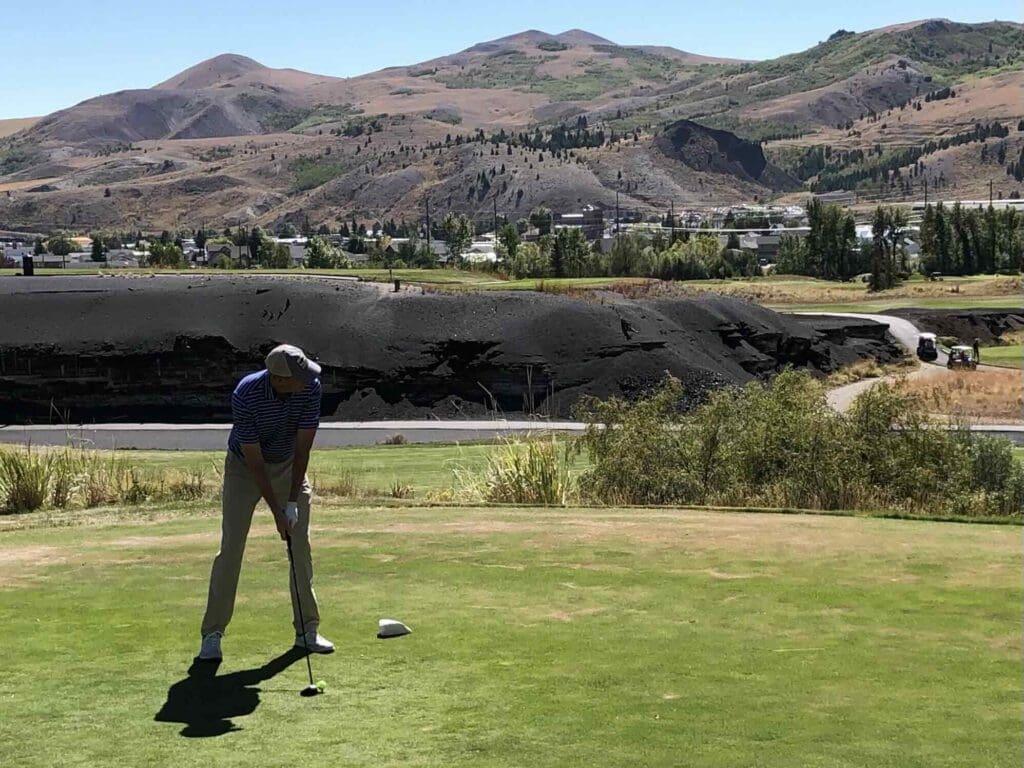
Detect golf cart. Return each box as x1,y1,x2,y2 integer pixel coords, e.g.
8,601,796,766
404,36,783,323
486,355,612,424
916,332,938,362
946,345,977,370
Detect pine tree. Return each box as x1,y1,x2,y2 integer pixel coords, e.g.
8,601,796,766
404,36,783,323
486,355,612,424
868,207,891,291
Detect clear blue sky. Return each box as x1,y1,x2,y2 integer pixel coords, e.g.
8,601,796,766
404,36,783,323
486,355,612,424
0,0,1018,119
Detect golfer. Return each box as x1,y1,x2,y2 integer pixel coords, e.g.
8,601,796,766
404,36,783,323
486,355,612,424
198,344,334,661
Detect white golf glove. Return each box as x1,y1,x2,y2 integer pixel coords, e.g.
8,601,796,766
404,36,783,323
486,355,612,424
283,501,299,529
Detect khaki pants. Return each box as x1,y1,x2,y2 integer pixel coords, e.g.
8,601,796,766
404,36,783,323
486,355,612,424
200,451,320,637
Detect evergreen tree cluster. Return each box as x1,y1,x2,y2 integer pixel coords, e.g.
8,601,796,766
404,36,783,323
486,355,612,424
810,122,1011,192
918,202,1023,275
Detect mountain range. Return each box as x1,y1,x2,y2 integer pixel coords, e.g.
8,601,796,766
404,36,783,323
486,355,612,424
0,20,1021,232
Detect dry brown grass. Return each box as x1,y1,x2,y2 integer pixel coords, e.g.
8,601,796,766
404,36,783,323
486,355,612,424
826,356,918,387
0,117,38,139
0,176,59,193
614,276,1022,306
897,368,1024,421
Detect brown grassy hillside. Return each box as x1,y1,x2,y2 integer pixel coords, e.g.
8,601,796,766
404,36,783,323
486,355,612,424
1,20,1021,230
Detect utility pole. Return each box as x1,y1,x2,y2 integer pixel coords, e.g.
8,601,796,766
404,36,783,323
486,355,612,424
493,195,498,236
425,198,432,257
615,189,620,237
669,200,675,244
989,179,996,270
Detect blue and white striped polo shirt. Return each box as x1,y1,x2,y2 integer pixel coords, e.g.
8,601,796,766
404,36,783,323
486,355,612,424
227,370,321,463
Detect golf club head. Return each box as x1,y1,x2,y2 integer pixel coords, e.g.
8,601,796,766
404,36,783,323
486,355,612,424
378,618,412,639
300,684,321,697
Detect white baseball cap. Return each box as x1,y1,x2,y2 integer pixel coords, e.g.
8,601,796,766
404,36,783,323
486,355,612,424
265,344,321,384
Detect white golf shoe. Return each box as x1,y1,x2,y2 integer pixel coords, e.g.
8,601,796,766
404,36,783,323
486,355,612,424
198,631,223,661
295,631,335,654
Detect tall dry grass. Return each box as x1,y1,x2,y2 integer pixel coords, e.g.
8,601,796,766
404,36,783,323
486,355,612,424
457,436,574,505
0,445,215,514
612,276,1022,305
826,356,918,387
898,369,1024,421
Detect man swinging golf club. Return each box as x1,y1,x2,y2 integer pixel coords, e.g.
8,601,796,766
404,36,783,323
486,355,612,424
198,344,334,661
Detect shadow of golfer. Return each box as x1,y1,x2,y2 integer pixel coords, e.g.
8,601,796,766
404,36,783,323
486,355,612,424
154,647,306,737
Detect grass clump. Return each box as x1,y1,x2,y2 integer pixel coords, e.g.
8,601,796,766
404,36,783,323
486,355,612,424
310,470,362,499
0,446,214,514
460,436,574,505
0,447,52,512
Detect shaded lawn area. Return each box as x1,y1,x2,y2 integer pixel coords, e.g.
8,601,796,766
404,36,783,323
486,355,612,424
0,504,1019,767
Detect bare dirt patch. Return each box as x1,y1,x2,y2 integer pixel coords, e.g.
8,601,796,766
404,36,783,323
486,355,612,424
0,545,67,587
0,176,58,192
320,507,1020,573
112,532,217,549
543,606,609,622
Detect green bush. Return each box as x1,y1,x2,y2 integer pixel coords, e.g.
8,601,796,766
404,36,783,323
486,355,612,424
573,371,1024,518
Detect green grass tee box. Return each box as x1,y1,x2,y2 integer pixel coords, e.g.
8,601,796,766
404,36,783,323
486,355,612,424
0,504,1019,767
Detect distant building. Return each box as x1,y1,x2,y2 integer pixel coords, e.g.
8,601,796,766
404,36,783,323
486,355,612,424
813,190,857,205
105,249,143,268
754,233,782,262
555,208,604,240
464,240,498,263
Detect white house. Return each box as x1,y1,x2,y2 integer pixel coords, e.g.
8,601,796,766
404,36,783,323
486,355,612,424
464,240,499,264
105,249,144,268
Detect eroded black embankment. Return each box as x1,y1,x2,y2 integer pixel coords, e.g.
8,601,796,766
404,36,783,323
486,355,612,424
887,308,1024,345
0,276,901,423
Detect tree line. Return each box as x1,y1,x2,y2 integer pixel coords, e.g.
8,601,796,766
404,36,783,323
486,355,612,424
918,202,1023,275
789,122,1017,192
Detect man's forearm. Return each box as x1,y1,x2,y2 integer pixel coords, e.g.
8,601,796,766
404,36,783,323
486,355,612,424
248,460,280,515
289,448,311,502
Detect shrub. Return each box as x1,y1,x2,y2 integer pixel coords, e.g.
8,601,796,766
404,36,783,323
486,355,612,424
573,371,1023,518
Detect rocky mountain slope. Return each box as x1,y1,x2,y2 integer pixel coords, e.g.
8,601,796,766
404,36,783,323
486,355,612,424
0,20,1021,231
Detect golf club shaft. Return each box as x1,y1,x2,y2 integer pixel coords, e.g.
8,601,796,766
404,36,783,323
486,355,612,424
286,535,315,686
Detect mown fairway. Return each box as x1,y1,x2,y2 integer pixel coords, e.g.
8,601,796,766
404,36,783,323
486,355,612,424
0,503,1019,767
